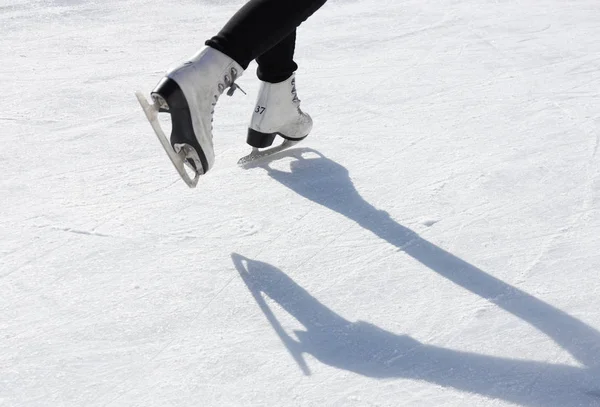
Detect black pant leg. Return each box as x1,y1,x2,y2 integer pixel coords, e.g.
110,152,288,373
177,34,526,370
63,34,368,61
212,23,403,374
255,30,298,83
206,0,327,70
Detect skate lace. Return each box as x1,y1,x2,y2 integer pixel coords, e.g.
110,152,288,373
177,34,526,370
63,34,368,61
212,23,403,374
291,78,300,104
210,67,246,126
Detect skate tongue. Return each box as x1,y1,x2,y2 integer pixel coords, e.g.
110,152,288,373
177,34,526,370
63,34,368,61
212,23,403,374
227,83,246,97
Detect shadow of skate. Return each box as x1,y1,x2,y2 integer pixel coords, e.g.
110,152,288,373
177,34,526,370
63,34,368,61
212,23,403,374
233,148,600,406
233,253,600,406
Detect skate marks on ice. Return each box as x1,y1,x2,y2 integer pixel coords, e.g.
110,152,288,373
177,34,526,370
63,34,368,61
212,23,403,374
232,150,600,406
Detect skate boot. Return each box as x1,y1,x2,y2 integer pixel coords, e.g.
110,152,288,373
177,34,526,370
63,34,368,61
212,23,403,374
246,73,312,148
140,47,244,187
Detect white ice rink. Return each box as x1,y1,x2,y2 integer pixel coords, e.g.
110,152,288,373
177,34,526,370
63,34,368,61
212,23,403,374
2,0,600,405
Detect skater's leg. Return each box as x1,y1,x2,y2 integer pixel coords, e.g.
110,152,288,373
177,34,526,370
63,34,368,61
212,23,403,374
246,29,312,149
206,0,323,149
206,0,327,70
255,31,298,84
143,0,327,183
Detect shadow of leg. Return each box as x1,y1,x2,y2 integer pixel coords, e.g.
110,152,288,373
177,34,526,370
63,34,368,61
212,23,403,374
232,253,598,406
261,149,600,370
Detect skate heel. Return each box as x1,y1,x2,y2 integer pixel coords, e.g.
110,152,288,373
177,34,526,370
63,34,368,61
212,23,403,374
151,77,186,112
247,128,277,148
150,77,209,175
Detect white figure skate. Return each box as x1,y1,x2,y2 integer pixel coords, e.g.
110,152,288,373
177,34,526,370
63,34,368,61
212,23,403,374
136,47,244,187
238,73,312,165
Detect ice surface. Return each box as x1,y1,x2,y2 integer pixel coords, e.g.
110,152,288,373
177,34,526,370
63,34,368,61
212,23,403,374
2,0,600,406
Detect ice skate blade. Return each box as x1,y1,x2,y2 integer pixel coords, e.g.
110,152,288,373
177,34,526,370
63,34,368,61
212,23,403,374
237,139,302,166
135,91,202,188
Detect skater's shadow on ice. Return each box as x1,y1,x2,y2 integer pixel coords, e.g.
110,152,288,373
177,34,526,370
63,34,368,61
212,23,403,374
234,149,600,406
